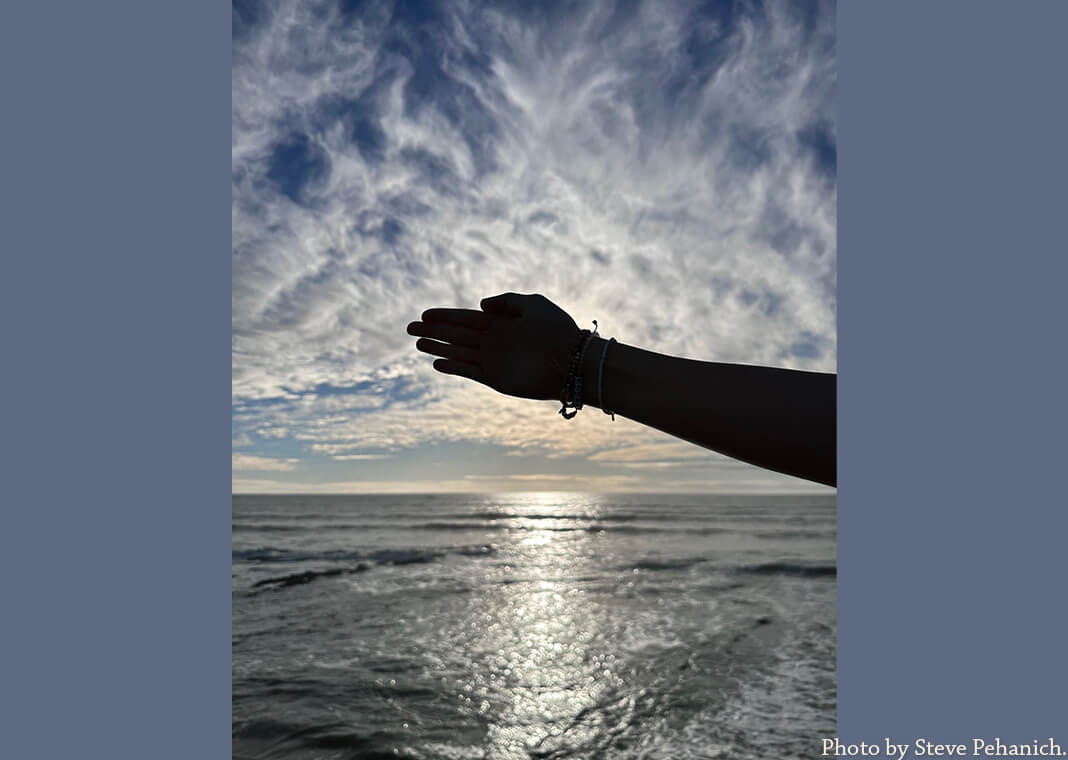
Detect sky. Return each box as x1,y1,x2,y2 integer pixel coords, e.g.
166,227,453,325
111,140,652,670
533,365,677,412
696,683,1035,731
232,0,836,494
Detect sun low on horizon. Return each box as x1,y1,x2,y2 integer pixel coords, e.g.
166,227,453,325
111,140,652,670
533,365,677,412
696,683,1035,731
232,0,836,495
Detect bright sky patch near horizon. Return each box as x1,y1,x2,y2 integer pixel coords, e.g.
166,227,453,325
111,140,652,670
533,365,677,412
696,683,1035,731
232,0,836,494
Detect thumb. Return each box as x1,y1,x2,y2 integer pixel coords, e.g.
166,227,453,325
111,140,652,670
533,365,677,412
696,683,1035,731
480,292,524,316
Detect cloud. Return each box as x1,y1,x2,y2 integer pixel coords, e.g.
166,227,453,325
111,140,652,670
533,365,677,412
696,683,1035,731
232,0,836,490
256,427,289,438
232,453,301,472
588,442,726,463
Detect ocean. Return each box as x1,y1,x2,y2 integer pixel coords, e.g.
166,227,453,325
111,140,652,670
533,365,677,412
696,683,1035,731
232,492,836,759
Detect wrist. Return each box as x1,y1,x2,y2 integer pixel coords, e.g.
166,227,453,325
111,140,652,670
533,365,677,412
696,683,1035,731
579,335,606,409
547,326,582,399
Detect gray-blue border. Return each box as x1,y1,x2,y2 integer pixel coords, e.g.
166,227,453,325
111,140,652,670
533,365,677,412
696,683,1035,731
0,2,229,757
2,1,1066,756
840,0,1068,749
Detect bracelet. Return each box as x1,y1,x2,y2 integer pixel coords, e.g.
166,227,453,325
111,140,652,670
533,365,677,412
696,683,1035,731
569,320,599,410
558,322,597,419
598,337,616,421
558,321,616,422
558,328,590,419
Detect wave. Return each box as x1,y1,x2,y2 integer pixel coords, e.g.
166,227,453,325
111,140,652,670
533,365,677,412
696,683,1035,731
233,719,399,760
242,548,472,594
454,544,496,557
370,548,442,565
250,565,369,592
612,558,837,578
233,520,729,534
735,562,837,578
623,557,708,572
393,521,733,535
753,530,836,539
233,543,495,565
232,517,822,534
463,511,650,522
233,547,365,563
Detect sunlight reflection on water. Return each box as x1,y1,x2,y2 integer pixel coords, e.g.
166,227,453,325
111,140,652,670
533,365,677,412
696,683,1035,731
232,491,836,759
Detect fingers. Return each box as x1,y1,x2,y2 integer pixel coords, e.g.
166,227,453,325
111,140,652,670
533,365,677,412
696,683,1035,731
414,337,480,366
407,321,483,348
432,358,483,382
480,292,524,316
419,308,490,330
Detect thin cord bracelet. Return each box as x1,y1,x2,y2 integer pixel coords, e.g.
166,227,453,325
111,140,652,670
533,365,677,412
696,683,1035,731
597,336,616,420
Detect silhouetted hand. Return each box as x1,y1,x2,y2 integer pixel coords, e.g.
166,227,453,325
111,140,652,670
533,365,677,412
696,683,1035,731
407,291,836,485
407,292,581,401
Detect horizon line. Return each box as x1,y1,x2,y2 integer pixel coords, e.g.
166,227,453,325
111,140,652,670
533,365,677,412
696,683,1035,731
231,490,836,496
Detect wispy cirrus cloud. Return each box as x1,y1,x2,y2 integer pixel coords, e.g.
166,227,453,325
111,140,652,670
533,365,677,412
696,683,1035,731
232,0,836,492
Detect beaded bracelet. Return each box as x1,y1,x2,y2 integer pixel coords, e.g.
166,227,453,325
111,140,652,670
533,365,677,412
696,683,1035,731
569,320,599,408
557,329,588,419
558,322,597,419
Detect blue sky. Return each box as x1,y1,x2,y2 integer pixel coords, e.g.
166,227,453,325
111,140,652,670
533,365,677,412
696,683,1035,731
232,0,836,493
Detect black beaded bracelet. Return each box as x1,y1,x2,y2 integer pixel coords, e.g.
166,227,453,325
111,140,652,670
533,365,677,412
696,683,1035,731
558,322,598,419
558,329,589,419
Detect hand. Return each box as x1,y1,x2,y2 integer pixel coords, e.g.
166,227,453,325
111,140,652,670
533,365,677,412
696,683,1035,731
406,292,582,401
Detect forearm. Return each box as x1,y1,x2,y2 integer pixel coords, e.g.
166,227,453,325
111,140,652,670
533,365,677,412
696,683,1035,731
578,335,837,486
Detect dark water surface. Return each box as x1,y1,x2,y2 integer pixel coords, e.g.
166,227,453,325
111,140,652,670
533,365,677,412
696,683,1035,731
233,493,835,759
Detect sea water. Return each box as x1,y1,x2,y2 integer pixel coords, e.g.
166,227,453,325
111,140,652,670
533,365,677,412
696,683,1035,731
232,492,835,759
